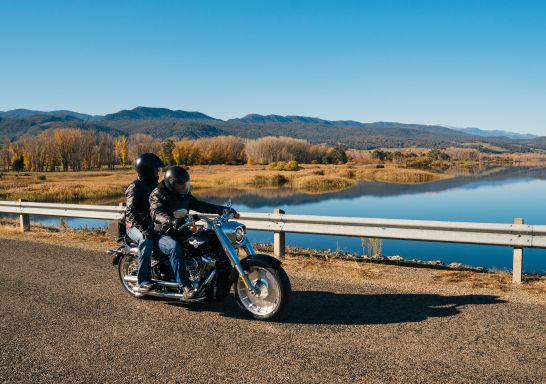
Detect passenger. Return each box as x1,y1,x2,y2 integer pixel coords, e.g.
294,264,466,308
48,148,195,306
125,153,164,292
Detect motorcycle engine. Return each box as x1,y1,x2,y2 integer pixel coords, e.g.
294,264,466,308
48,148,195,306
185,256,201,289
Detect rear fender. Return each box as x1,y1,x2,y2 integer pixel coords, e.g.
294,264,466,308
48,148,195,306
107,247,127,266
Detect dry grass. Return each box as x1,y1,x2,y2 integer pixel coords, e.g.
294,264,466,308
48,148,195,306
0,171,132,203
432,270,546,294
0,219,116,252
356,166,449,183
0,164,452,202
290,175,357,192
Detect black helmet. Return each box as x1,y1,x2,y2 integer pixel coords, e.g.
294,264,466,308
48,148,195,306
135,153,165,180
164,166,190,195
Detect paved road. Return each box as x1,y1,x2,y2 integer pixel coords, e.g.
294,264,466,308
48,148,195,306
0,238,545,383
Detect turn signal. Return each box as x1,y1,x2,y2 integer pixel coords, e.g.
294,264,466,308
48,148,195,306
190,225,198,232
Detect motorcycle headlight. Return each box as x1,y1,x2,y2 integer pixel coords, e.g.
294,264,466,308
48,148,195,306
234,226,246,243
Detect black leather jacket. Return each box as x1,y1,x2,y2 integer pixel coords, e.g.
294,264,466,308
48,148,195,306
125,177,158,233
149,181,226,235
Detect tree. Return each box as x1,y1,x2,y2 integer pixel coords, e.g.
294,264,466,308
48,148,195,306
173,139,201,165
128,134,160,163
0,137,14,172
115,136,128,168
159,139,176,165
322,147,348,164
12,154,24,172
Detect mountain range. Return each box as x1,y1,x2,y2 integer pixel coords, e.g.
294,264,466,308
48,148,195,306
0,107,542,152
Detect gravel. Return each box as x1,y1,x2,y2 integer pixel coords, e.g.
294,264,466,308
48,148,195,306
1,238,545,383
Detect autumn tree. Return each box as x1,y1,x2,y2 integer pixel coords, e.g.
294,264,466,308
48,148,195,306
173,139,201,165
159,139,176,166
128,134,160,163
115,136,128,168
245,136,329,164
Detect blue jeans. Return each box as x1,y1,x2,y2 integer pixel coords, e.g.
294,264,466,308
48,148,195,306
127,227,154,286
158,235,189,289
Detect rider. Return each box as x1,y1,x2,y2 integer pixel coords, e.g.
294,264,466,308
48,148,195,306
125,153,165,292
149,165,235,299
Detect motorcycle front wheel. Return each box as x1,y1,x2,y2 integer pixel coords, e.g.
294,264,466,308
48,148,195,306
118,254,145,299
234,259,291,321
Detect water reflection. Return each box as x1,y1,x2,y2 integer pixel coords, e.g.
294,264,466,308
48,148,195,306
196,166,546,208
2,166,545,273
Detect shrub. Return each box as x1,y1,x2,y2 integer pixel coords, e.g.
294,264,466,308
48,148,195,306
251,174,288,187
322,147,348,164
292,176,356,192
285,160,299,171
37,175,47,181
339,169,356,179
405,157,433,169
268,161,300,171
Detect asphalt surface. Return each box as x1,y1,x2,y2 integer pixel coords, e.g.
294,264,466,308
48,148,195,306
1,238,545,384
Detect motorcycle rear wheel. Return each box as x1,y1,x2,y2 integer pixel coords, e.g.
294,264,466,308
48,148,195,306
118,254,145,299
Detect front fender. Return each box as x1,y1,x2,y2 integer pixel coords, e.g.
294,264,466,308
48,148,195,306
228,254,282,284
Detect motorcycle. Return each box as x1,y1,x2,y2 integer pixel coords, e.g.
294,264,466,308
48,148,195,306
107,206,291,321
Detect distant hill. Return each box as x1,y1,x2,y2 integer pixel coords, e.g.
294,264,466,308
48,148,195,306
0,106,543,152
0,114,122,138
101,107,218,121
229,114,364,126
0,109,96,121
453,127,537,140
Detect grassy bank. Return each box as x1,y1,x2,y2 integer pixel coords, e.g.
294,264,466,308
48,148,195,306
0,164,449,203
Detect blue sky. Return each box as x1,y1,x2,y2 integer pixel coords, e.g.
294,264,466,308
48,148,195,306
1,0,545,134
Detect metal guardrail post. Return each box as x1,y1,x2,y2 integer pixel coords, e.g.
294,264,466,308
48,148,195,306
273,208,285,259
18,199,30,232
512,217,524,283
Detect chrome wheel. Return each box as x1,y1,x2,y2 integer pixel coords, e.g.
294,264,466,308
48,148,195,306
236,266,281,317
119,255,144,298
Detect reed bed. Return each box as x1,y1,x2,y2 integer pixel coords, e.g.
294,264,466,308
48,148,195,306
0,164,451,202
291,175,357,192
356,167,448,184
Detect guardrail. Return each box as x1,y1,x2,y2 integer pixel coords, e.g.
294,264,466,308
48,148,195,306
1,200,543,283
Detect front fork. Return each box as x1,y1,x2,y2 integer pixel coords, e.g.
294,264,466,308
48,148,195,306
214,227,258,294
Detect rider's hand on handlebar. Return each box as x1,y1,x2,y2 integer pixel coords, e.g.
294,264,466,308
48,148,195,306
170,217,184,230
227,207,238,218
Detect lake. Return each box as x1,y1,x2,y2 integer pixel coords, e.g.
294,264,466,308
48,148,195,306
6,166,546,273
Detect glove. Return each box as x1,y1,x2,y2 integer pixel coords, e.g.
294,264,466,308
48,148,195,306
141,229,152,240
226,207,238,217
170,217,184,230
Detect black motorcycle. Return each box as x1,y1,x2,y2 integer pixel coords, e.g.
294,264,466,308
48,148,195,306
108,207,291,321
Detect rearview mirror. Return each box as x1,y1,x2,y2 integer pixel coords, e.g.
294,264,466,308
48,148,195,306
173,209,188,218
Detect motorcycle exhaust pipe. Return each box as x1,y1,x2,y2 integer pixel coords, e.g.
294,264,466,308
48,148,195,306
123,275,179,289
136,289,184,300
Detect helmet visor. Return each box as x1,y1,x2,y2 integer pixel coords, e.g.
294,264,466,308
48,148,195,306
173,180,190,195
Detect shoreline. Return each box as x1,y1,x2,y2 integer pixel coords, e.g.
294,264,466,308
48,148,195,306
0,162,542,203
